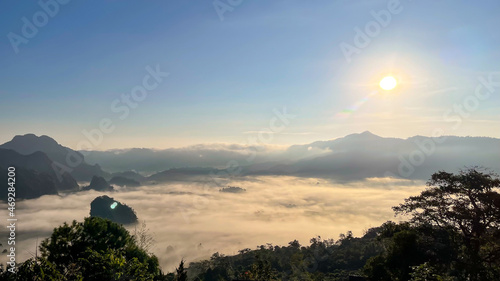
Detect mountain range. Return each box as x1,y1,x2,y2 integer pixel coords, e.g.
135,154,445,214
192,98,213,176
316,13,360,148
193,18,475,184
0,134,109,181
1,132,499,200
82,131,500,181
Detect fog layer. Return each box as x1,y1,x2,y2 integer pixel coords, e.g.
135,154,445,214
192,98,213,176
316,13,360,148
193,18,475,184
0,176,424,271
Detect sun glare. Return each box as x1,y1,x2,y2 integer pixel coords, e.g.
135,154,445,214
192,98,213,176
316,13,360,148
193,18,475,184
380,76,397,90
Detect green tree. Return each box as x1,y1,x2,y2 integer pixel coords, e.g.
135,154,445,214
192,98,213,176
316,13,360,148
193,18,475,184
409,262,453,281
393,168,500,281
247,253,278,281
364,222,428,281
37,216,161,280
0,257,69,281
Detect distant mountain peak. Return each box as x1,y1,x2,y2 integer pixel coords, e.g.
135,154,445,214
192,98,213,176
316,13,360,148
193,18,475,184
360,131,377,136
1,134,109,181
343,131,381,140
9,133,61,148
13,133,55,140
14,133,36,138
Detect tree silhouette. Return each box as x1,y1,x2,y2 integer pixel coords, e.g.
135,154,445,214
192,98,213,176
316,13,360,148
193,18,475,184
134,220,155,253
394,167,500,281
175,259,188,281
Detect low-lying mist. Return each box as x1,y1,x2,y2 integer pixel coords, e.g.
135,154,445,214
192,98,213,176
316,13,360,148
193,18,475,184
0,176,425,271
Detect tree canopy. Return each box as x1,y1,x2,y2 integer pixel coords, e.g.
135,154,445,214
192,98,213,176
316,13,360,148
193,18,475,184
0,217,165,281
394,167,500,280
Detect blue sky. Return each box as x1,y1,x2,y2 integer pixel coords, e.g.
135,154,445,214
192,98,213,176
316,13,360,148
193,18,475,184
1,0,499,149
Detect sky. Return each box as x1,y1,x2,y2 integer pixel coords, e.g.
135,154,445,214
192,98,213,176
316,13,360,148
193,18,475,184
1,0,499,150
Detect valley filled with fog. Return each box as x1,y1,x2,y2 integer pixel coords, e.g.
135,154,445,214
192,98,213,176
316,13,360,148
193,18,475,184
0,176,425,271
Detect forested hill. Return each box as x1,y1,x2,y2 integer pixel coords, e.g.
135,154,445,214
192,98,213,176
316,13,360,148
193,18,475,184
187,228,383,280
186,220,467,281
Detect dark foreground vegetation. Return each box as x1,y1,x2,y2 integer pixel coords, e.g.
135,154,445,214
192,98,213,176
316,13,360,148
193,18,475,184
1,168,499,280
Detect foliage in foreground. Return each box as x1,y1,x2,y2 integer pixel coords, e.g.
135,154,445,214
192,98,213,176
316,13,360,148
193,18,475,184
0,217,167,281
1,168,499,280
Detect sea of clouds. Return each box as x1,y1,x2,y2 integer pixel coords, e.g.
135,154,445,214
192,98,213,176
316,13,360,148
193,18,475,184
0,176,425,271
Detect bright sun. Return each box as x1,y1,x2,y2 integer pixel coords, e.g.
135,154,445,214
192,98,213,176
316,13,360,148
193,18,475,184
380,76,397,90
